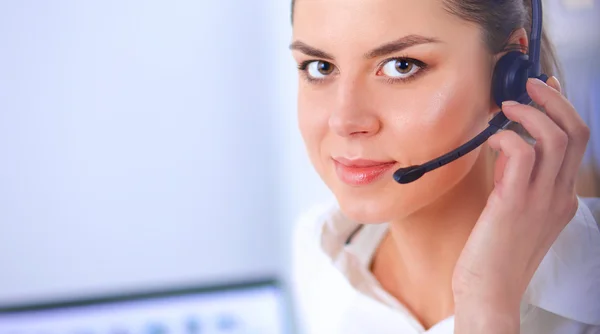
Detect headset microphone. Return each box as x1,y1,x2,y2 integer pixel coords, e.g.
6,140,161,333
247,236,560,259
394,0,549,185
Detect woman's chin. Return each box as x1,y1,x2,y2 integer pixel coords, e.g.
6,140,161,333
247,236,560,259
335,194,412,224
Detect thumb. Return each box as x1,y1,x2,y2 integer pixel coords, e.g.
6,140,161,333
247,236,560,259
494,149,508,186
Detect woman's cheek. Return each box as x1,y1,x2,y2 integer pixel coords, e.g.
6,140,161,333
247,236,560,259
420,80,491,181
382,84,461,163
422,79,487,149
298,93,331,171
388,79,487,186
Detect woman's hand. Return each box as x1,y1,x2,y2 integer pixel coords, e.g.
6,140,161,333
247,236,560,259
452,77,591,333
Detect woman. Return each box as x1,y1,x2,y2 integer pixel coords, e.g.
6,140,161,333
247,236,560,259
289,0,600,333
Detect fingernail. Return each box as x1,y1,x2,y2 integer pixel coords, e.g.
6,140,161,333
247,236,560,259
502,100,519,106
549,76,562,93
529,77,547,87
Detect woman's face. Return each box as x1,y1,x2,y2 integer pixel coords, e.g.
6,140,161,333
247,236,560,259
292,0,498,223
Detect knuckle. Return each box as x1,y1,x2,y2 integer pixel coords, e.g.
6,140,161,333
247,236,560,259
565,177,577,192
554,195,578,220
500,130,536,163
516,144,535,161
551,130,569,151
557,173,578,192
571,124,591,144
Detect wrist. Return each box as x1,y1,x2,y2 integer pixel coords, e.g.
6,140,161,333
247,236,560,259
454,297,520,334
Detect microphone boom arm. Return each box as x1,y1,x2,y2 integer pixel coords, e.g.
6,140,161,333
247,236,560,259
393,111,511,184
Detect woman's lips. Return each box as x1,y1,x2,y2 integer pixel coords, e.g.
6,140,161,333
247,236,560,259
332,158,397,186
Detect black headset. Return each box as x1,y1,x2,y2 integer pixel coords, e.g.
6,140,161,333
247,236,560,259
393,0,549,184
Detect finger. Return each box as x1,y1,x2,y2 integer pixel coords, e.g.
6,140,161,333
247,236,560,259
526,78,590,189
527,77,579,130
487,130,535,202
546,76,561,94
501,100,567,189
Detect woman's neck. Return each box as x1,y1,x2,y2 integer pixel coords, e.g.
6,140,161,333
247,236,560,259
371,148,496,329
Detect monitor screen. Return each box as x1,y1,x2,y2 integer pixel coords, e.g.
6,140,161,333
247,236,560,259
0,279,287,334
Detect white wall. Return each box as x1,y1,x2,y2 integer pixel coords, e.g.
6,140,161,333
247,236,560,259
0,0,286,306
546,0,600,195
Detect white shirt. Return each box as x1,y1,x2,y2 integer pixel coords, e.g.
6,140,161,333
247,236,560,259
291,196,600,334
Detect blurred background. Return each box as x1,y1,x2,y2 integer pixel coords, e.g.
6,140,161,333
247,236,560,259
0,0,598,333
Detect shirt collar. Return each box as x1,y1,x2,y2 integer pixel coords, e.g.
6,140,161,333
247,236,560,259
318,196,600,326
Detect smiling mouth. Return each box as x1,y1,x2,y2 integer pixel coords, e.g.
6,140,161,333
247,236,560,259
332,158,397,186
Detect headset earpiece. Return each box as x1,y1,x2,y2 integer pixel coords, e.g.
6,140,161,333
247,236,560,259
491,51,531,107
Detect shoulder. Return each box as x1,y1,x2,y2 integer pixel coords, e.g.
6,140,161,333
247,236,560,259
291,202,335,256
290,202,358,334
520,306,600,333
291,201,338,283
524,196,600,326
290,200,343,293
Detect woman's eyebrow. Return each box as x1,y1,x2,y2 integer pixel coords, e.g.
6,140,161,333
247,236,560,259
289,34,440,61
365,35,441,59
289,41,335,60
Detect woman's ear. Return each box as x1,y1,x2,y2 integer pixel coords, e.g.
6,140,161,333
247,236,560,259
507,27,529,53
492,27,530,63
490,27,529,72
487,28,531,114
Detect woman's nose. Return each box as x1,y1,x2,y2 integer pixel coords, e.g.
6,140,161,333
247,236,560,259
328,80,381,138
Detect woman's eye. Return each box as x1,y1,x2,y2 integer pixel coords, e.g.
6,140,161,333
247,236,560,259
306,61,334,79
379,59,421,78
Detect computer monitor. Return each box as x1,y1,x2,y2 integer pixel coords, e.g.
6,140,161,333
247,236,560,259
0,279,288,334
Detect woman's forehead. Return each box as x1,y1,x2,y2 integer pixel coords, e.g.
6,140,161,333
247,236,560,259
292,0,481,55
293,0,449,28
